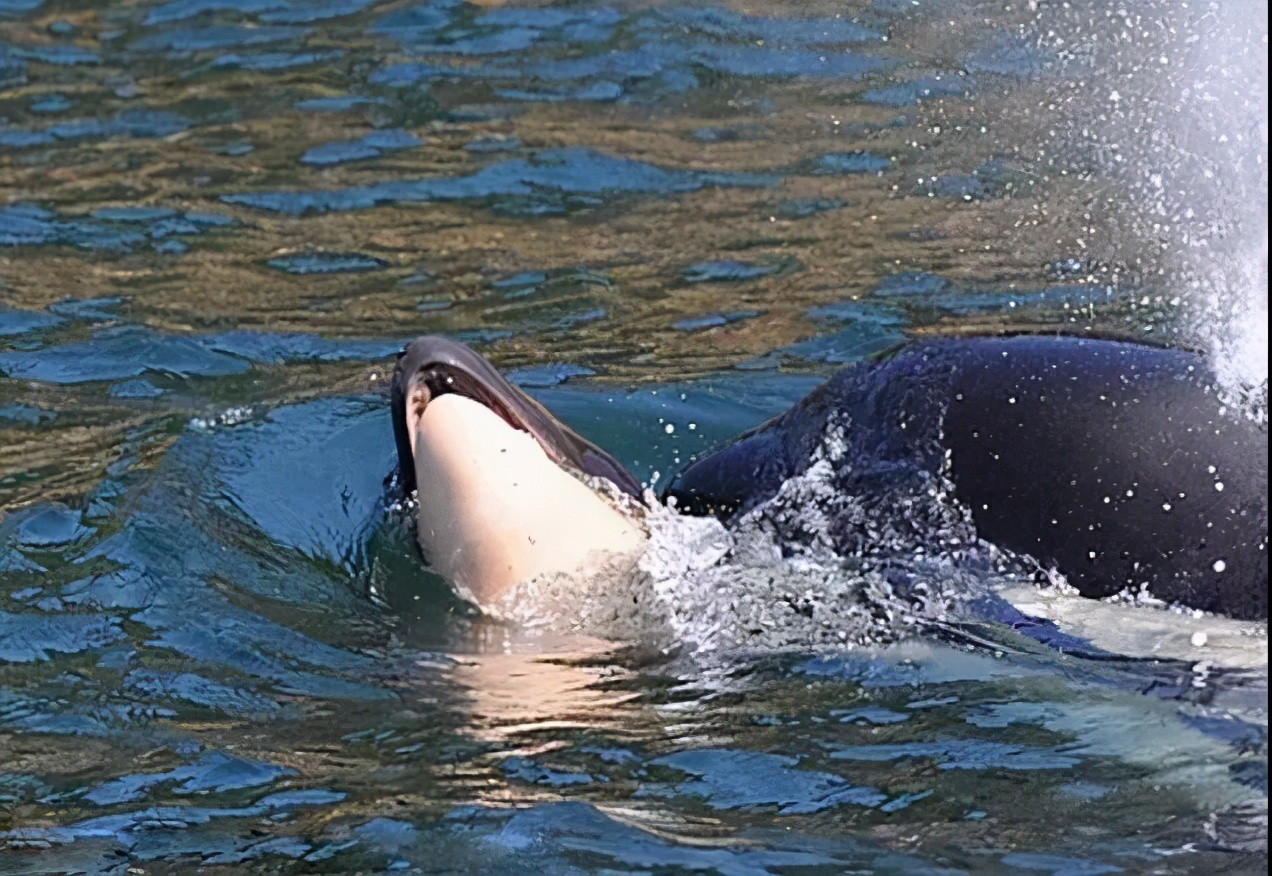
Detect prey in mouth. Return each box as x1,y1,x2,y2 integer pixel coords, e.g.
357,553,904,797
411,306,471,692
390,336,647,605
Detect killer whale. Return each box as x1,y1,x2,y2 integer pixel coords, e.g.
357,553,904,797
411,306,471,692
666,334,1268,620
391,336,645,601
391,333,1268,619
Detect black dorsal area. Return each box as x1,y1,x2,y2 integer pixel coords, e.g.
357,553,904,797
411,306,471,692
667,335,1268,619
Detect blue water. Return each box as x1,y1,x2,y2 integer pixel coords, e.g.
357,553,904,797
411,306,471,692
0,0,1266,873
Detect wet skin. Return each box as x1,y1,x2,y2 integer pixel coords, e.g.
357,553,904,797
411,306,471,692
668,334,1269,620
391,336,645,602
393,334,1268,619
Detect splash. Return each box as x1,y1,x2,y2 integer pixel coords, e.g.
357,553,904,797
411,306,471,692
496,418,1002,661
1023,0,1269,410
1206,234,1269,421
1168,0,1269,415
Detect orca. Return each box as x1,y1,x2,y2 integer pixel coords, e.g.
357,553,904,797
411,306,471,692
392,333,1268,620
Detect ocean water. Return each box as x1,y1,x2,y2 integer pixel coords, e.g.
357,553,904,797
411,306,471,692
0,1,1266,874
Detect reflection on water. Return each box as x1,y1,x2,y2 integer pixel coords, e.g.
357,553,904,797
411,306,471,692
0,0,1267,873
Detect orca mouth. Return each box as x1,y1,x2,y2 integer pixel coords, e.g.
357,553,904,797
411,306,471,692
390,335,644,502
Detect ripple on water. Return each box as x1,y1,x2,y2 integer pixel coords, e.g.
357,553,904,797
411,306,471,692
300,129,419,166
438,801,926,873
681,260,779,283
0,403,55,425
505,363,595,388
499,756,594,788
1,397,401,705
294,94,382,112
0,326,249,383
124,670,281,717
651,748,888,813
265,252,390,273
862,75,971,107
10,503,92,547
256,789,346,807
109,378,167,398
834,706,911,725
48,296,124,320
998,852,1125,876
0,613,124,662
224,148,777,215
204,396,394,559
202,330,401,364
0,306,62,336
29,93,71,113
260,0,376,25
811,151,893,174
464,135,521,153
143,0,288,27
45,110,191,141
775,196,848,219
0,203,232,252
672,310,761,332
364,5,889,102
84,751,292,805
1,41,97,65
214,49,345,70
132,24,306,53
762,318,906,367
827,739,1083,771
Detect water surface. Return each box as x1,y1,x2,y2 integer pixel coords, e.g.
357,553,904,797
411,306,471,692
0,1,1266,873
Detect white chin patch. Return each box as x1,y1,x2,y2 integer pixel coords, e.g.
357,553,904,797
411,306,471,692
412,394,645,605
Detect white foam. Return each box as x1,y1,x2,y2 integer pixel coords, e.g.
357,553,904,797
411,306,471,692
997,581,1268,670
495,420,993,663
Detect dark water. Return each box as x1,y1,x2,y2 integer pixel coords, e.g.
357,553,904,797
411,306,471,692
0,1,1267,874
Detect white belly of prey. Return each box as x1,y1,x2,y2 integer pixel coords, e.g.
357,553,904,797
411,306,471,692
413,394,645,604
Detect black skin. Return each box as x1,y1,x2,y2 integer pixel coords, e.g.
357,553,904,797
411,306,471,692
391,335,643,499
665,334,1268,620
